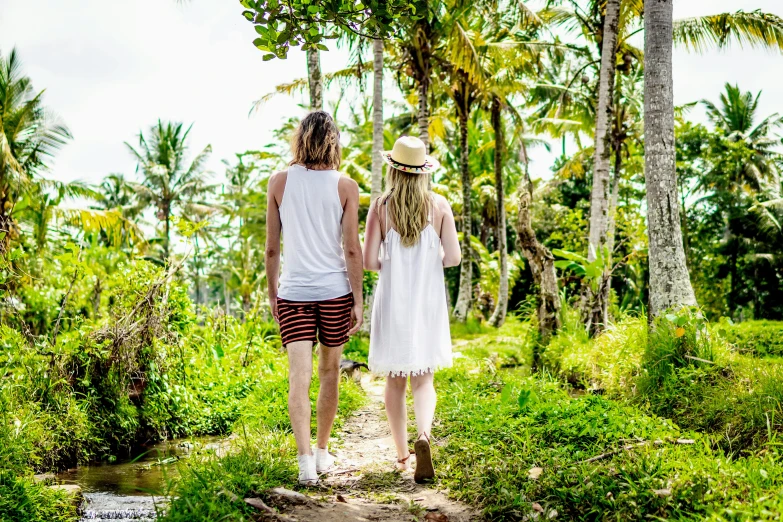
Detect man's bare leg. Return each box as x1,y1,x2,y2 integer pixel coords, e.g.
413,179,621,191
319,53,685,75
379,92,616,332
315,343,343,450
287,341,314,456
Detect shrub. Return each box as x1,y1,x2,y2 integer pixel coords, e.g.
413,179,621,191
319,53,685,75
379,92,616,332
539,308,783,453
637,308,714,396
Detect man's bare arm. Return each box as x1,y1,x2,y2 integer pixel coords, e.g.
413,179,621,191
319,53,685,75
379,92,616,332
265,171,285,321
340,177,364,335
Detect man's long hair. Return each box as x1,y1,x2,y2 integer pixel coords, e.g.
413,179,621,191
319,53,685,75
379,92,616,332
290,111,342,170
382,167,431,248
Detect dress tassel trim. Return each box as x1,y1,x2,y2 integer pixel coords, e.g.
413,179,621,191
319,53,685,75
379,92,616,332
369,361,453,378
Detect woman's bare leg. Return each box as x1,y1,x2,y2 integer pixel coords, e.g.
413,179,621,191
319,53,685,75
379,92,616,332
385,375,410,463
410,372,436,438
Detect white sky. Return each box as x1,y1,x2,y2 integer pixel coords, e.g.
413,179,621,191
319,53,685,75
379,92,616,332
1,0,782,185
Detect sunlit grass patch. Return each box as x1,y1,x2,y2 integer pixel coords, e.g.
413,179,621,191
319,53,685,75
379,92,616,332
162,348,367,521
161,430,296,521
0,471,79,522
434,345,783,520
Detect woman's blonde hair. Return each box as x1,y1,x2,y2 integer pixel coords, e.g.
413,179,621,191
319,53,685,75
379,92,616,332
290,111,341,169
381,167,432,248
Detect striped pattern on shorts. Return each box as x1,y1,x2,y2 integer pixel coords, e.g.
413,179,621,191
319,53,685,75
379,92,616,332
277,293,353,347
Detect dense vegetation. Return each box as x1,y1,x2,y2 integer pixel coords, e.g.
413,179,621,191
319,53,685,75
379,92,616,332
437,317,783,520
3,0,783,520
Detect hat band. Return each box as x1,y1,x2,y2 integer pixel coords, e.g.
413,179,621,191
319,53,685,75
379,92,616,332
388,156,427,169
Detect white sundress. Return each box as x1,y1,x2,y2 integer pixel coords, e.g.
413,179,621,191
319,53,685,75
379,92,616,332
369,199,453,377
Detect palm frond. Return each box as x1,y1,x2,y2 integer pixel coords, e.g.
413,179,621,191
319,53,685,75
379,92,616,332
55,207,144,246
448,22,485,88
674,10,783,54
251,62,372,114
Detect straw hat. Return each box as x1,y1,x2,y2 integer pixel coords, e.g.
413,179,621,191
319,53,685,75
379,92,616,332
381,136,440,175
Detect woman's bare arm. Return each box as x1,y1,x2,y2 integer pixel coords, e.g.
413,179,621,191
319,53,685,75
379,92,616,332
363,198,383,272
437,195,461,267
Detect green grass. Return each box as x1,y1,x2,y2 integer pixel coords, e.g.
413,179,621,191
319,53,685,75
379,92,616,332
433,342,783,520
0,472,78,522
161,431,295,522
161,368,366,520
541,311,783,454
721,320,783,358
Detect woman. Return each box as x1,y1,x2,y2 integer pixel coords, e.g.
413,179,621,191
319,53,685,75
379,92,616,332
363,136,461,483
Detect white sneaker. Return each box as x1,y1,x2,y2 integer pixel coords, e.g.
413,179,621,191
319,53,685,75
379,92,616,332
315,447,335,473
297,453,317,485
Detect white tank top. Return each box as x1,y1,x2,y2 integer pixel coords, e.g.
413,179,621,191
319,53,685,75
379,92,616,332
277,164,351,301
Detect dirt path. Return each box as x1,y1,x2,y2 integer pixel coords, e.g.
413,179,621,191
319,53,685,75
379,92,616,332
263,374,479,522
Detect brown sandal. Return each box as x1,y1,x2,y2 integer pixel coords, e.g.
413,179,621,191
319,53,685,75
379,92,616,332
396,452,412,472
414,433,435,483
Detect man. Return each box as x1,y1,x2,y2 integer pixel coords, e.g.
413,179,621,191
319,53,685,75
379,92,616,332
265,111,364,485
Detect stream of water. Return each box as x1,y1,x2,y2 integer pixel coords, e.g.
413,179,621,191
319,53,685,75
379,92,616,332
55,436,227,521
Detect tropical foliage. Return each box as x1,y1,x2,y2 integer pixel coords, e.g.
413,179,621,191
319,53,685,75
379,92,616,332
4,0,783,520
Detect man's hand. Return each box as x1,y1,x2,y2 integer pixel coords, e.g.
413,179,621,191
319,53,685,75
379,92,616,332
270,297,279,323
348,301,363,335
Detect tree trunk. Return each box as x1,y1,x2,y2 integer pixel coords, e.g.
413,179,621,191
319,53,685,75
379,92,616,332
223,273,231,316
242,292,252,319
515,170,561,366
0,189,16,254
452,107,472,322
600,138,623,326
307,48,323,111
194,236,202,305
92,278,103,318
489,98,509,328
413,17,432,152
728,234,738,317
679,181,691,264
363,38,385,335
584,0,620,334
587,0,619,259
644,0,697,317
371,38,384,201
417,81,430,151
163,205,171,261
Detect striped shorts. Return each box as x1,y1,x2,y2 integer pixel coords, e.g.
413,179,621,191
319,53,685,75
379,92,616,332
277,293,353,348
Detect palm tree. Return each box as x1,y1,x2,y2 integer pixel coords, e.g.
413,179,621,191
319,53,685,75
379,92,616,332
126,121,212,261
583,0,619,333
486,6,544,328
487,97,509,326
445,1,543,323
445,17,484,322
699,83,782,315
545,0,783,327
644,0,697,316
0,48,71,252
222,152,267,317
14,178,139,254
395,0,477,152
702,83,782,192
97,173,144,220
